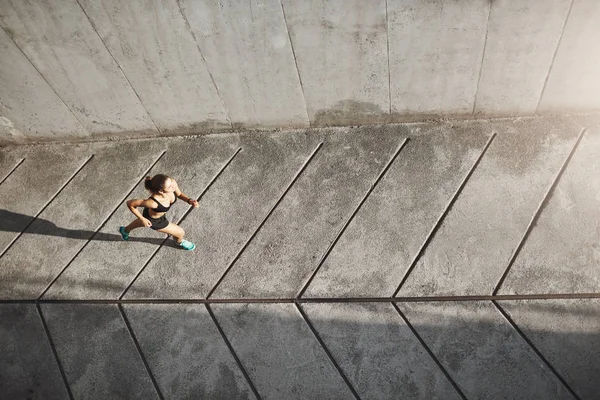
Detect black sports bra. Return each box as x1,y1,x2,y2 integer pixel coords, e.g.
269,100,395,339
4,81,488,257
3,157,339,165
149,195,176,212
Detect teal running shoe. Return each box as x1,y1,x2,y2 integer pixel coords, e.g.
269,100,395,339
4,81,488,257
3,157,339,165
119,226,129,241
178,239,195,251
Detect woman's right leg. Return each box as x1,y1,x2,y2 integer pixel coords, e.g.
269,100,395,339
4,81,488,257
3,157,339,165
125,218,145,233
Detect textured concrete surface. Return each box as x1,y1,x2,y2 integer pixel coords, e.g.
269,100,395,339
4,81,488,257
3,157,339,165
124,304,256,399
475,0,571,114
78,0,230,134
398,301,574,400
388,0,489,114
398,116,582,296
1,116,600,398
211,128,404,298
41,304,158,399
302,302,461,399
211,303,355,400
2,1,600,141
499,299,600,399
0,304,69,400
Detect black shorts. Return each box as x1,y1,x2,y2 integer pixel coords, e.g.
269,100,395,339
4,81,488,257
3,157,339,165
142,208,169,230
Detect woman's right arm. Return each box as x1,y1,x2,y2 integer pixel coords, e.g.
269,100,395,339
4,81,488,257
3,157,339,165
127,199,153,227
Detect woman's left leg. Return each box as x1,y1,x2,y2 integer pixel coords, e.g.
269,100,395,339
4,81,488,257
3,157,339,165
158,222,195,250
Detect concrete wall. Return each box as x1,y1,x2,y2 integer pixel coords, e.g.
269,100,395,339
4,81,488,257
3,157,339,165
0,0,599,142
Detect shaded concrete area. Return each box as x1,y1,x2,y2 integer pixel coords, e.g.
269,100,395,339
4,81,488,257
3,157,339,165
1,115,600,398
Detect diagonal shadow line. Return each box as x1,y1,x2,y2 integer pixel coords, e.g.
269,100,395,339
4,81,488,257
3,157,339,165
119,304,165,400
0,155,94,260
493,301,581,400
205,303,262,400
3,292,600,305
206,142,324,299
120,147,243,300
295,302,361,400
391,302,467,400
493,128,586,295
37,152,167,300
0,157,25,186
296,137,410,299
392,132,497,297
36,303,75,400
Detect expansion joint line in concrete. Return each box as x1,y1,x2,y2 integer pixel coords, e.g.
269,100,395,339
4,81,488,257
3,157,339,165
392,132,497,297
74,0,163,136
37,151,167,300
391,303,467,400
472,0,493,115
175,0,233,128
295,303,361,400
536,0,575,113
493,128,586,295
0,157,25,186
206,142,324,299
279,0,311,126
205,303,262,400
296,138,410,299
120,147,243,300
118,304,165,400
493,301,581,399
385,0,391,115
0,154,94,259
4,292,600,305
36,303,75,400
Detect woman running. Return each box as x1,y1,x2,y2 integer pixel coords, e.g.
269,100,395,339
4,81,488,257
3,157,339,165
119,174,198,250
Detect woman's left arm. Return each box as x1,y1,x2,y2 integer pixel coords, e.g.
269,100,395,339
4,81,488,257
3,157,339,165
174,181,199,208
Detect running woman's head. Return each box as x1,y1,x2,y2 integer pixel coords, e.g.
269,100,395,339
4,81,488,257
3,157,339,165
145,174,175,194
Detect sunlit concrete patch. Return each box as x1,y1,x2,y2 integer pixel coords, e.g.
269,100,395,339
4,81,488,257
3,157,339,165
303,121,491,298
124,131,319,299
499,128,600,294
0,304,69,400
398,301,574,400
40,304,158,399
123,304,256,399
0,143,91,254
42,136,239,300
211,126,405,299
302,302,461,399
0,140,165,299
499,299,600,399
211,303,354,400
398,116,582,296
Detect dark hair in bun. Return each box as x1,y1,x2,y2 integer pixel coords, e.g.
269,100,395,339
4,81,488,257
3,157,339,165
144,174,169,193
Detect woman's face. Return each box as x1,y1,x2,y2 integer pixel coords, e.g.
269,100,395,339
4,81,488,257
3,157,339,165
160,178,176,193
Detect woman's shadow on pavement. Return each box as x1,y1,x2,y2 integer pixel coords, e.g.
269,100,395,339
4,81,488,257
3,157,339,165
0,209,175,247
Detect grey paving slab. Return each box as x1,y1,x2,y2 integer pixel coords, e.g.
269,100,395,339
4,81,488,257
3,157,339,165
500,127,600,294
211,127,404,299
0,140,165,299
0,0,156,135
78,0,230,134
43,136,239,300
124,132,318,299
282,0,389,125
123,304,256,399
211,303,354,400
539,0,600,112
0,149,24,182
499,299,600,400
304,122,492,298
0,27,87,140
398,116,581,296
41,304,158,400
0,144,91,254
474,0,571,114
398,301,573,400
302,302,461,400
0,304,69,400
388,0,489,115
179,0,308,128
